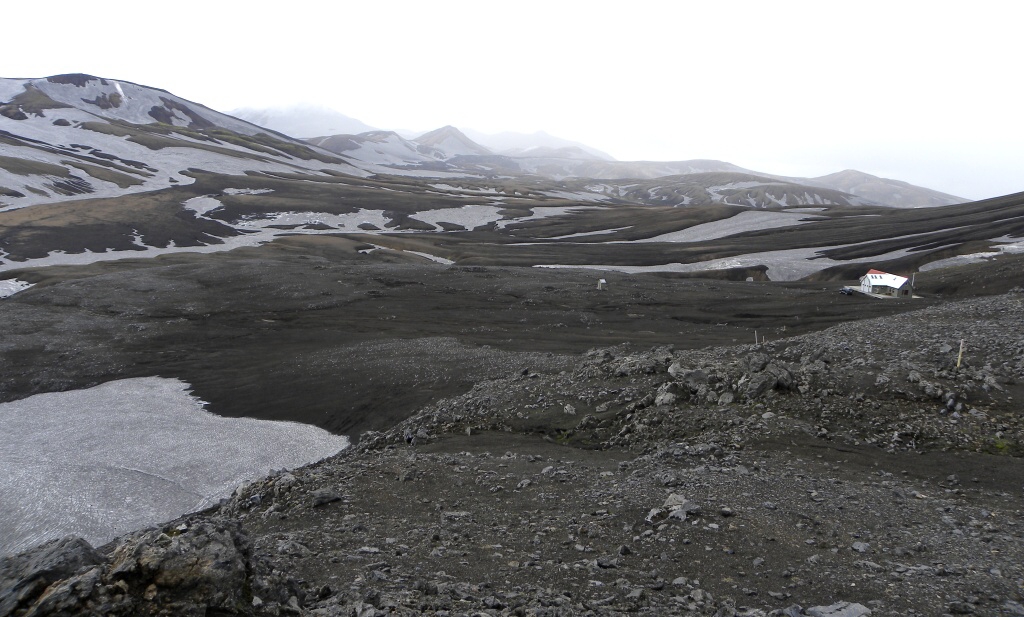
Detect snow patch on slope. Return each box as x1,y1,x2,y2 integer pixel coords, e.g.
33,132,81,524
411,205,507,230
0,279,33,297
535,242,917,281
633,211,822,244
0,376,347,557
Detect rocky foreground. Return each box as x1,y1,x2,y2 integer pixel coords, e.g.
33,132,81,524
3,290,1024,616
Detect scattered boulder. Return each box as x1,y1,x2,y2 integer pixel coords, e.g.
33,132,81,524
311,488,341,507
805,601,872,617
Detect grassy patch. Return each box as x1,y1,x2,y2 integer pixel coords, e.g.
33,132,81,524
4,86,72,116
0,155,70,177
126,131,264,161
82,92,123,109
64,161,144,188
81,117,347,165
79,122,136,138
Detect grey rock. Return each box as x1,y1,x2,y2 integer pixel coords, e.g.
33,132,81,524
0,536,103,617
664,494,701,519
745,353,770,373
806,601,872,617
682,369,709,390
273,472,299,496
311,488,341,507
654,391,677,407
19,566,102,616
657,471,681,487
765,362,796,389
746,373,778,399
625,587,646,601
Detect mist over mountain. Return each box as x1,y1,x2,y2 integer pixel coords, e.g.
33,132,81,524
216,104,965,208
460,128,616,161
230,104,375,139
805,169,967,209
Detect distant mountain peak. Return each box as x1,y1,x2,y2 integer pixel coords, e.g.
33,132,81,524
412,126,491,160
414,125,474,142
808,169,965,207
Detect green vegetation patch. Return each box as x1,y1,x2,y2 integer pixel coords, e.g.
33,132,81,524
80,116,343,164
64,161,144,188
1,86,71,117
0,155,70,177
80,122,136,138
82,92,123,109
126,131,262,161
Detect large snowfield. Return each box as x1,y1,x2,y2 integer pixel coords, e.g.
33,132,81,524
0,377,348,557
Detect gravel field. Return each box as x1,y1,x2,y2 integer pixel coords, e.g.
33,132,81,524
4,285,1022,616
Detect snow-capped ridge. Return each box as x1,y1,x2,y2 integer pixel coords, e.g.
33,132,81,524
0,74,370,210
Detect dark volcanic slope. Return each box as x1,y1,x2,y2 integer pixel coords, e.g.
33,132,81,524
355,190,1024,278
0,234,928,438
4,287,1023,617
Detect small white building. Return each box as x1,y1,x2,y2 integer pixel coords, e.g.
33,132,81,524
859,269,912,297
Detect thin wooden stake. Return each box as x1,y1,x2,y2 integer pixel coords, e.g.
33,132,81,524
956,339,966,370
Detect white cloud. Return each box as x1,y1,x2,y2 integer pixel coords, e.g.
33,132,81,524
4,0,1023,200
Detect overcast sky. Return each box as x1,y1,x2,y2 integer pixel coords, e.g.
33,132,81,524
6,1,1022,200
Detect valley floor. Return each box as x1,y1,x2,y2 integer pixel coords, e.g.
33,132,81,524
2,270,1023,616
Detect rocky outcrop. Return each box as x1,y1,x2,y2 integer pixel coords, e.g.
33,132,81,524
0,519,303,617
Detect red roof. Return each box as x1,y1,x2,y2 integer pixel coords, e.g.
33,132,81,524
867,269,887,275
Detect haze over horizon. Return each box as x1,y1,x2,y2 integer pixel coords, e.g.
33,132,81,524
6,0,1022,201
